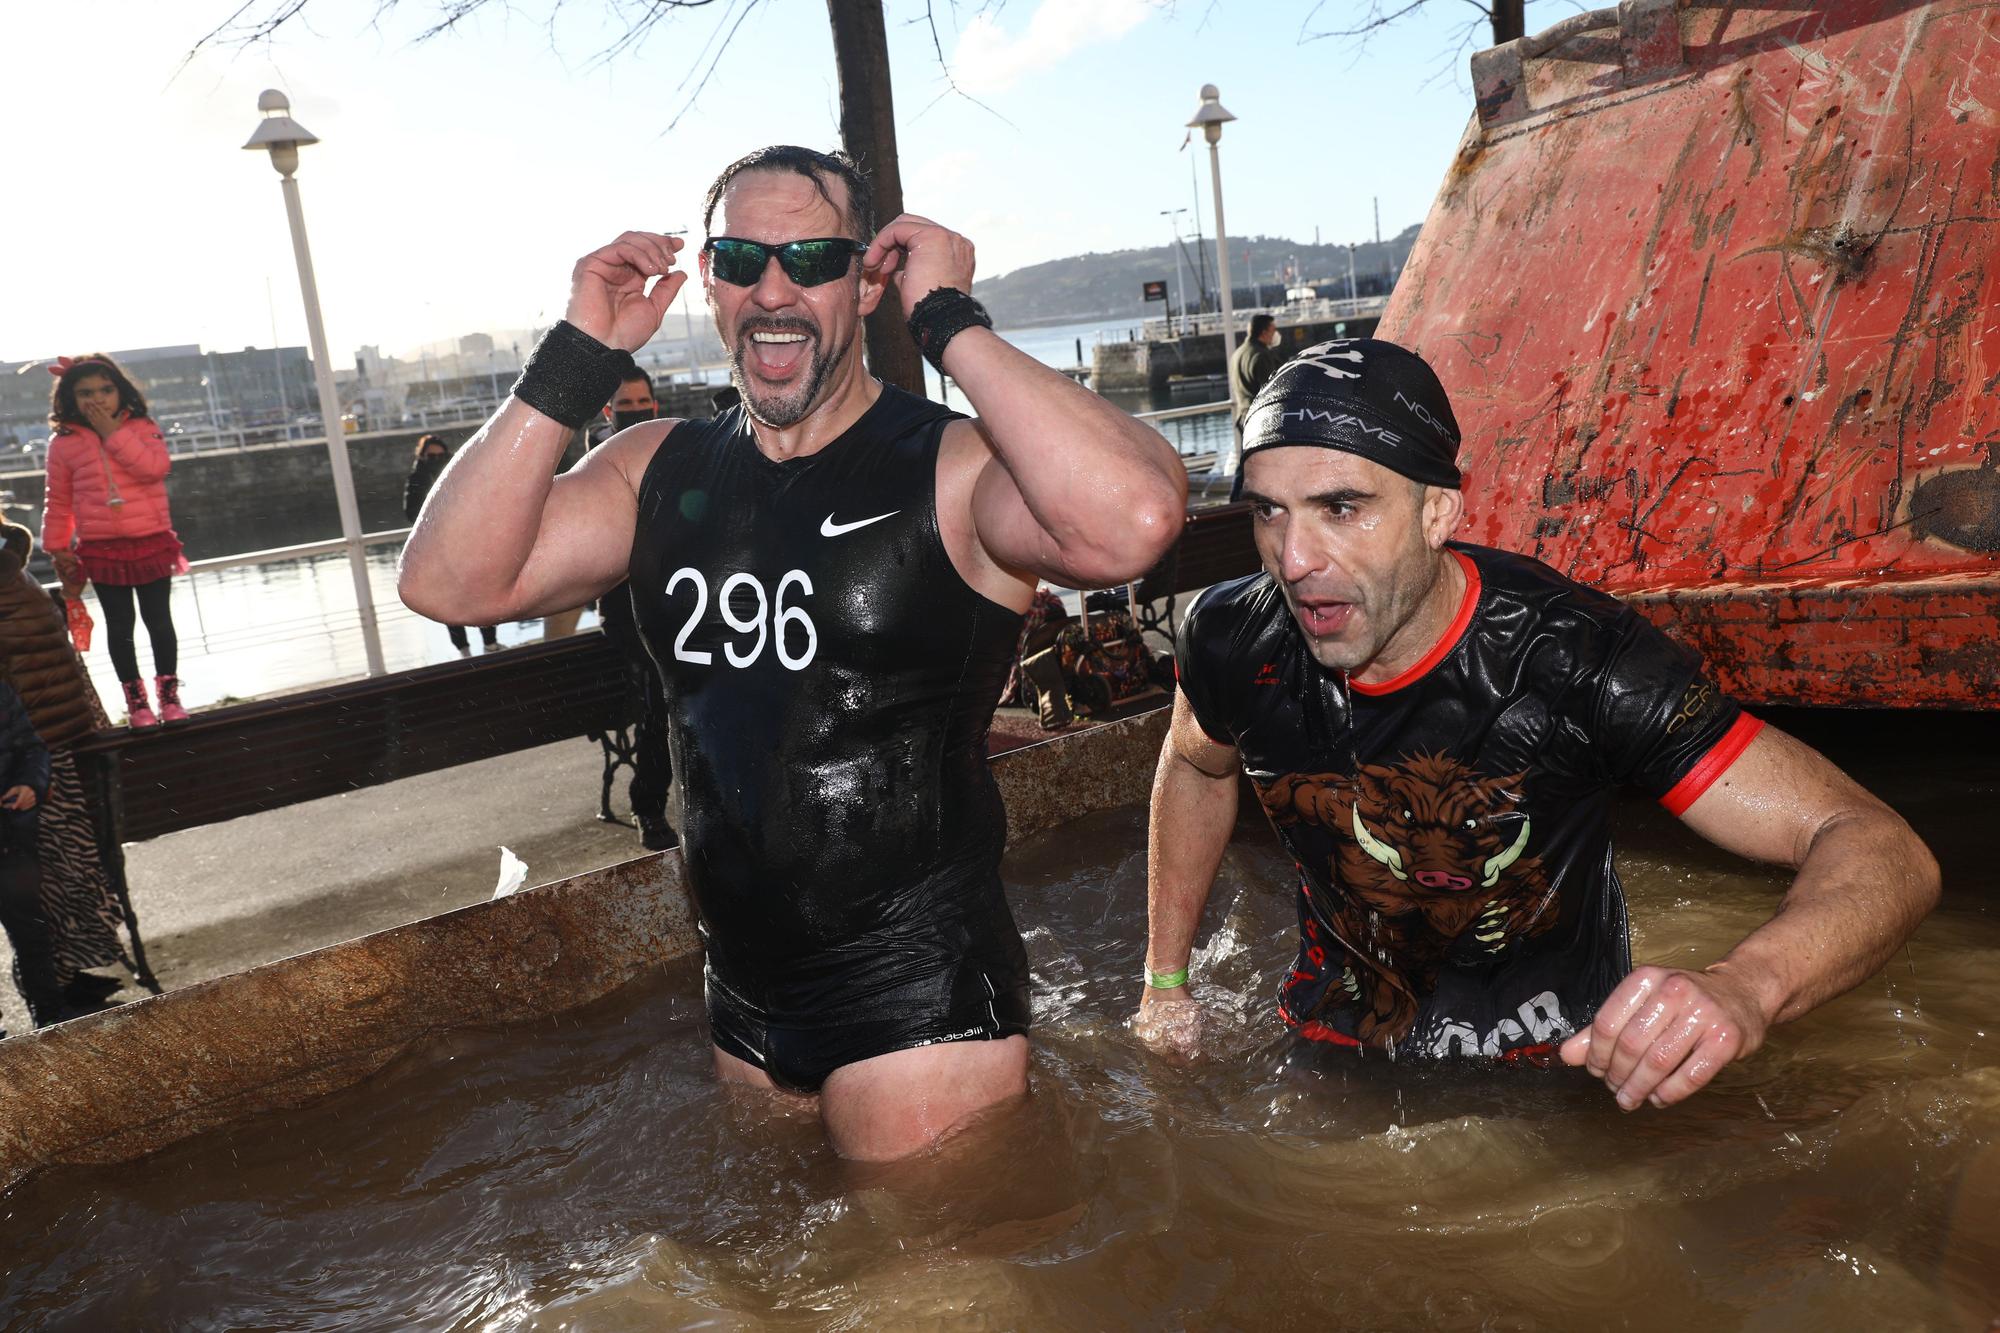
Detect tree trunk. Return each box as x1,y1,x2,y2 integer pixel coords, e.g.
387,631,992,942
1490,0,1526,44
826,0,929,397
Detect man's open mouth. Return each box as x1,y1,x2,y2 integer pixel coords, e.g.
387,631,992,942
744,329,812,379
1297,599,1355,636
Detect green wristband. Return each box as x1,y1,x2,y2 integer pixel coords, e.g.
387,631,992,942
1147,966,1190,989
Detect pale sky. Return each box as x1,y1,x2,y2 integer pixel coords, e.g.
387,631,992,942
1,0,1544,363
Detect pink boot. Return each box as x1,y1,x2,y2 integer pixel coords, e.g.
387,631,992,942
154,674,188,724
122,679,158,729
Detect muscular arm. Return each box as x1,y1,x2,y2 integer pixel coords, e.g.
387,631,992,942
1563,725,1940,1107
948,330,1188,588
397,231,687,625
399,414,670,624
1133,690,1241,1054
863,214,1186,594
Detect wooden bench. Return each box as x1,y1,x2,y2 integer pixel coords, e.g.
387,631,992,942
68,633,636,988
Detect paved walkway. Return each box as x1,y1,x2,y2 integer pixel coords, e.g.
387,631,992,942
0,737,647,1038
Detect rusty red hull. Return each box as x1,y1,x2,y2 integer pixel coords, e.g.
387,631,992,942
1382,0,2000,708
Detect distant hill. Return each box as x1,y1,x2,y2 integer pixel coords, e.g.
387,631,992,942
971,225,1422,329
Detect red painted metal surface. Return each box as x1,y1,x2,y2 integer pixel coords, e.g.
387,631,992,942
1383,1,2000,708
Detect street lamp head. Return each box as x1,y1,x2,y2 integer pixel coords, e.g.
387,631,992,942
242,88,320,177
1186,83,1237,146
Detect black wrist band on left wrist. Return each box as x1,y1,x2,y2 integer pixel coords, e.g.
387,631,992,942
906,287,993,374
511,320,636,429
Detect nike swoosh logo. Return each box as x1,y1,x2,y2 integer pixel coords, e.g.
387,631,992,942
820,511,899,537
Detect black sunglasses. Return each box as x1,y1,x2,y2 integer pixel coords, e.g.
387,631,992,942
703,236,865,288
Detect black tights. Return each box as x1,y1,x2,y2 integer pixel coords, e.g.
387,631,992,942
97,577,178,682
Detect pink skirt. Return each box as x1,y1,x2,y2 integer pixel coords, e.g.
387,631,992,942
77,531,189,587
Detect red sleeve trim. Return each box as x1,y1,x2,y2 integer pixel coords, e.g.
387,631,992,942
1659,713,1764,816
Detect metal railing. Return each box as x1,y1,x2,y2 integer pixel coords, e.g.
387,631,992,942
1135,294,1389,343
1136,400,1230,425
180,527,412,575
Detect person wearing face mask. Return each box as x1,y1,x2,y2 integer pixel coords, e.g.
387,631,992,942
1135,338,1939,1114
595,367,660,444
403,436,499,655
593,369,675,852
41,355,189,728
400,144,1187,1161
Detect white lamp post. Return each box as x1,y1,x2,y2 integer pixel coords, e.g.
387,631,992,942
243,90,385,676
1187,83,1240,475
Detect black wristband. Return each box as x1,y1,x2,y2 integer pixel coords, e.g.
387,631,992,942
906,287,993,374
511,320,637,429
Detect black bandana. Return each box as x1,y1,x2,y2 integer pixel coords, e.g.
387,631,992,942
1241,338,1463,489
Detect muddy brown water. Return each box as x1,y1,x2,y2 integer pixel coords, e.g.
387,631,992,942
4,722,1998,1330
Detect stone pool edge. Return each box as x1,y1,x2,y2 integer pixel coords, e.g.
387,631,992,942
0,706,1170,1195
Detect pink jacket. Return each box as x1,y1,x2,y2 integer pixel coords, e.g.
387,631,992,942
41,415,175,549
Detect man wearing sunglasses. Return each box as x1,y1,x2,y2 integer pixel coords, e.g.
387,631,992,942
401,145,1188,1161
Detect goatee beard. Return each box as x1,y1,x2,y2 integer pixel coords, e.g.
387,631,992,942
731,319,834,429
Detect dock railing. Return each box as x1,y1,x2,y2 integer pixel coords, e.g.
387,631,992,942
1133,294,1389,343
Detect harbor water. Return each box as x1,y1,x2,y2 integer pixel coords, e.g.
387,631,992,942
4,727,1995,1329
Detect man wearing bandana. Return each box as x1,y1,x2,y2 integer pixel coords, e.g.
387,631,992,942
1136,338,1939,1111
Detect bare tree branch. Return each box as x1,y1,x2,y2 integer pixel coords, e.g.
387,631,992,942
907,0,1013,124
194,0,1010,129
661,0,762,129
1300,0,1578,70
1299,0,1447,46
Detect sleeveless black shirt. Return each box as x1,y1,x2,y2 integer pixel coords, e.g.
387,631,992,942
627,385,1025,987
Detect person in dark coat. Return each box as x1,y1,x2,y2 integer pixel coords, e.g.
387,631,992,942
404,436,500,653
592,372,676,852
0,676,60,1034
0,520,136,1027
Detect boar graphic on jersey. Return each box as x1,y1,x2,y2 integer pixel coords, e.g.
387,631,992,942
1256,751,1555,1046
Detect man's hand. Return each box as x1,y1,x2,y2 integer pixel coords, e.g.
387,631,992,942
1559,964,1772,1110
566,232,688,352
1,785,38,812
862,214,976,318
1131,984,1205,1060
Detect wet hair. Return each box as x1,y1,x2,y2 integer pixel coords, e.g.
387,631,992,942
702,145,875,243
49,355,149,430
413,433,450,462
620,367,656,396
1249,314,1277,341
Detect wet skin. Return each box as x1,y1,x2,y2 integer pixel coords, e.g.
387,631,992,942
703,173,882,439
1237,446,1464,683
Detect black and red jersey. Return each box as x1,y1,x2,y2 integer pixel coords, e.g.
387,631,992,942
1176,543,1761,1059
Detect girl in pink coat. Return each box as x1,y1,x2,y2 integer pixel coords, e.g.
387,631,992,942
42,356,188,728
